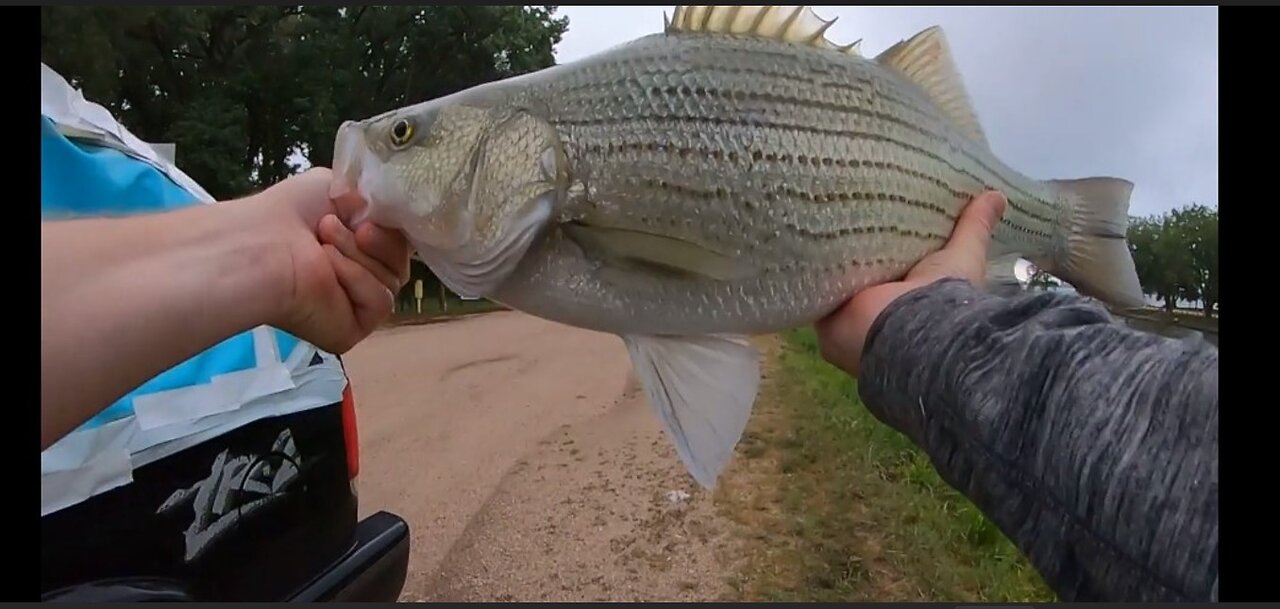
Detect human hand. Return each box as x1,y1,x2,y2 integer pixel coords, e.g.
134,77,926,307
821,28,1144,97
247,168,411,354
815,190,1008,377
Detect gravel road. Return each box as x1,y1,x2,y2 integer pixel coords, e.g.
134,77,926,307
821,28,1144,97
340,311,742,601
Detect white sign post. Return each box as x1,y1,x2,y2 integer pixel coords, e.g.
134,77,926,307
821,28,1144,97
414,279,424,315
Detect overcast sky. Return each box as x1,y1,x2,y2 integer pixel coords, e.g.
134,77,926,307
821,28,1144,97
552,6,1218,219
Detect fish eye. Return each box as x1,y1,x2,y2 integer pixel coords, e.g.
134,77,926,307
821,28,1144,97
389,119,414,147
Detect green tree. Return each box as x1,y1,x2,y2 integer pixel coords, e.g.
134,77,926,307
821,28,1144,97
1128,216,1174,310
1127,204,1218,315
1168,204,1218,317
42,6,300,198
41,6,568,199
1025,263,1058,290
290,6,567,173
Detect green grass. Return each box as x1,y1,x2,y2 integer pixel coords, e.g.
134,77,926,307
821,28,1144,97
719,329,1055,602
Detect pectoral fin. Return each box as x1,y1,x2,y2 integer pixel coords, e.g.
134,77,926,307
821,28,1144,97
564,222,755,281
622,333,761,488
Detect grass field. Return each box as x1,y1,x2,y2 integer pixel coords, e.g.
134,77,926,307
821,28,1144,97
717,329,1055,602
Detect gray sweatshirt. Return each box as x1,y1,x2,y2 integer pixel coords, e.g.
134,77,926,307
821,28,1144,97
857,278,1218,602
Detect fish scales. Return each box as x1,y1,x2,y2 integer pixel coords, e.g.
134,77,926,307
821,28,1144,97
456,33,1051,334
330,5,1148,489
562,42,1050,240
538,34,1059,236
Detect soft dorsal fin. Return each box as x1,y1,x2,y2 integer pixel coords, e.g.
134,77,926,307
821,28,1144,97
664,5,862,56
875,26,989,148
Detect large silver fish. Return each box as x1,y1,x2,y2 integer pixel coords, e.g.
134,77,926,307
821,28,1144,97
330,5,1146,488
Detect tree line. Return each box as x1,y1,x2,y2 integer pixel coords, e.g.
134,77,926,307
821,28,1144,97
41,5,568,201
1127,203,1218,317
1027,202,1218,318
42,5,568,305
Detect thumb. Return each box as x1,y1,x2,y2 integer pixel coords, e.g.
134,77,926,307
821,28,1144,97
947,190,1007,255
907,190,1008,285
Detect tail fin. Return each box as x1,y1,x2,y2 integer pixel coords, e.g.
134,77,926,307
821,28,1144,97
1044,177,1146,310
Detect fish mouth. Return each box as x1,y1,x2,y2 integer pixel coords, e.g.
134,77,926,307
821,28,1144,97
330,120,366,203
329,119,414,230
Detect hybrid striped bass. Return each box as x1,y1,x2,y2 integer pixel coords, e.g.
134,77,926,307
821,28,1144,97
329,5,1147,488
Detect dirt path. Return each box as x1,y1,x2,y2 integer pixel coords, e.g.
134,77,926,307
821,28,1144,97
339,311,743,601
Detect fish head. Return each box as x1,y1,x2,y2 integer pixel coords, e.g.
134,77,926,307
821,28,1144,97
331,99,566,297
332,102,487,250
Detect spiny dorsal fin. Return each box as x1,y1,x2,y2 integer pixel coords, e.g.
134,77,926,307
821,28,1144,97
664,5,862,56
875,26,988,148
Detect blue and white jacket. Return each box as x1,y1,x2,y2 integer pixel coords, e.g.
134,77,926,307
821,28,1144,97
40,63,348,517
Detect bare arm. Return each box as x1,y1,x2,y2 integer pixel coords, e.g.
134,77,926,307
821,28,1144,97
41,199,284,449
40,169,410,450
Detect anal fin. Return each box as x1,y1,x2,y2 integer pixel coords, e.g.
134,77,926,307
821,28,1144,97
622,333,761,488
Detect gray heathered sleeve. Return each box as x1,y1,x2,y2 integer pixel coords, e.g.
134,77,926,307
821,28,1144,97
856,278,1218,602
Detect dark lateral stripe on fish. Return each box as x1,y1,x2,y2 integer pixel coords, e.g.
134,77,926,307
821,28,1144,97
619,172,960,220
639,84,945,144
550,65,1044,213
552,66,875,107
631,176,1047,241
570,129,1049,239
555,112,1054,226
640,64,1055,210
780,223,951,242
754,255,915,275
552,78,941,148
583,141,974,211
620,174,1054,240
585,143,1051,240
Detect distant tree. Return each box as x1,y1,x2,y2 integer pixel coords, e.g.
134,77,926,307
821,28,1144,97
43,6,569,308
1127,204,1218,315
41,5,569,199
288,6,568,177
1025,263,1058,290
1169,204,1218,317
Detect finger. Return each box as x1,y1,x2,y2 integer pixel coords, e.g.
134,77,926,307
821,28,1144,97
319,214,403,294
945,190,1007,256
354,223,411,288
324,244,395,337
908,191,1008,284
331,188,369,228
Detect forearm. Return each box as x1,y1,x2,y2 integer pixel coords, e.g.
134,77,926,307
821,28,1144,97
40,200,289,450
857,278,1218,601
